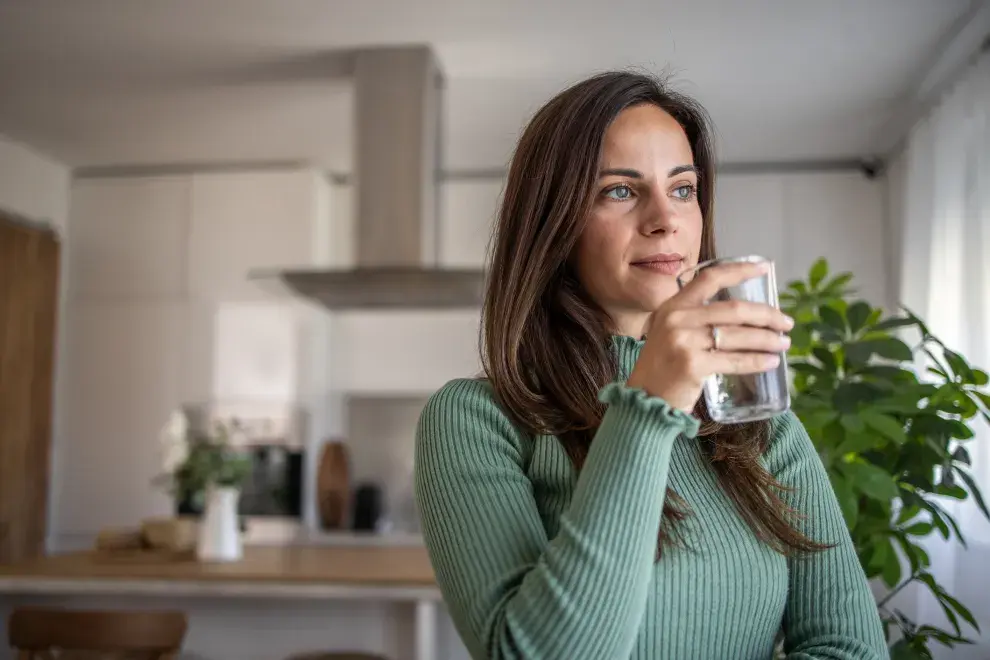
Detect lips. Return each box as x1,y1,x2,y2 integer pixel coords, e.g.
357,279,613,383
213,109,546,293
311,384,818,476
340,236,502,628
631,253,684,275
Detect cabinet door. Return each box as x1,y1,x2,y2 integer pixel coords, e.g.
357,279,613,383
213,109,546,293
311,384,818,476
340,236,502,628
186,170,326,301
0,214,59,563
53,303,183,536
68,176,191,302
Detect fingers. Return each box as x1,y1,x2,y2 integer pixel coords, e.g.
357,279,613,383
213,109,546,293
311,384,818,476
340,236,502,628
678,300,794,333
676,261,770,306
708,350,782,375
685,326,790,353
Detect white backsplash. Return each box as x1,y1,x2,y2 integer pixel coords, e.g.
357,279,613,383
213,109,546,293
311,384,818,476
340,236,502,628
344,395,429,534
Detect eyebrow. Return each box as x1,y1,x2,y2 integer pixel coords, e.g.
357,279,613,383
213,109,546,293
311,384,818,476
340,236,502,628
599,165,700,179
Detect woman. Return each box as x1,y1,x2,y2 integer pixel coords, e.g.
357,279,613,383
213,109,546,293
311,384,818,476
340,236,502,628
414,71,886,659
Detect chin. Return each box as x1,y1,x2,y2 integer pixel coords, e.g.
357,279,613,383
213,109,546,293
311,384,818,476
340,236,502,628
636,282,680,309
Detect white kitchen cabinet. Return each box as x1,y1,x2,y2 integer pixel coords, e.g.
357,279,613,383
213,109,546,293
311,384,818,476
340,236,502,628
186,169,331,301
52,302,186,540
52,168,334,547
68,176,191,301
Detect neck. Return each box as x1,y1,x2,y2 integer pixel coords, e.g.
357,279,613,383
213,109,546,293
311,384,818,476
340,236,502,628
612,312,652,341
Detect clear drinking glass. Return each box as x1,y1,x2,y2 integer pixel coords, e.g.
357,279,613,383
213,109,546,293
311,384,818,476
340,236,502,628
675,255,790,424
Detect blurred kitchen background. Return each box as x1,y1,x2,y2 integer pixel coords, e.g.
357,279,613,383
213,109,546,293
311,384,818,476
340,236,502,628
1,1,989,659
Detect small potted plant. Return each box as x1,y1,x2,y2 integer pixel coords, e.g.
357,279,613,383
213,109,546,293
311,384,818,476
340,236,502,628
156,409,252,562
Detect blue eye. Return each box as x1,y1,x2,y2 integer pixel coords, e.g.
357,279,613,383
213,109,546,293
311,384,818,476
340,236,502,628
673,184,696,200
605,184,633,201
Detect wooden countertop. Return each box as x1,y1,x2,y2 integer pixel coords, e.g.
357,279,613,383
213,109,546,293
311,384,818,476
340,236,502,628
0,545,439,601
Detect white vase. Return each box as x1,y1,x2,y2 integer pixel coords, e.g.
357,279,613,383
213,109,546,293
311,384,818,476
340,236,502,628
196,485,243,562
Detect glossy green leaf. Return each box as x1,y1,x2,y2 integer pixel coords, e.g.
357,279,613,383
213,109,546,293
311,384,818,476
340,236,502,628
943,349,975,383
809,258,828,288
832,382,877,412
796,409,839,432
951,446,971,466
956,470,990,524
842,461,899,501
847,301,872,334
812,346,837,372
858,364,917,383
789,324,812,352
822,272,854,294
940,590,981,633
836,432,884,455
889,639,928,660
862,411,908,444
905,522,934,536
875,337,915,361
874,316,916,332
839,414,866,434
901,305,932,338
897,503,921,525
936,484,967,499
819,305,847,333
912,415,974,441
881,544,902,588
847,338,914,364
790,361,827,379
810,321,845,343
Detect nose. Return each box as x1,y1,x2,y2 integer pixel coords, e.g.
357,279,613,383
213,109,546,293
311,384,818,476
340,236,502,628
640,189,678,236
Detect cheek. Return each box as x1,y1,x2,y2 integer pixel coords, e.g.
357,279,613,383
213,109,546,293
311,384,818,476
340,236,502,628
576,217,618,275
686,209,704,250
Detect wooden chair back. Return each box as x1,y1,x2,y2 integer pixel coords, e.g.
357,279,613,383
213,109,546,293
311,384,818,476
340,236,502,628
8,607,187,659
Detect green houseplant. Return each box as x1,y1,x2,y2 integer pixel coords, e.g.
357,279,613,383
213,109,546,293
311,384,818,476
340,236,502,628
780,258,989,658
155,410,252,514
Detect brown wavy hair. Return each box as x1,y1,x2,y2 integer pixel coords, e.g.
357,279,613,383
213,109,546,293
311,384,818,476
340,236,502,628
480,71,828,557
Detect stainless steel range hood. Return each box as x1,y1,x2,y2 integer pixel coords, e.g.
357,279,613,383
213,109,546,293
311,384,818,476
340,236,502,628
254,45,485,310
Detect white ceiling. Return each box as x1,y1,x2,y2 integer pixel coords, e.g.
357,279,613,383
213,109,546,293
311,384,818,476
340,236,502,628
0,0,978,171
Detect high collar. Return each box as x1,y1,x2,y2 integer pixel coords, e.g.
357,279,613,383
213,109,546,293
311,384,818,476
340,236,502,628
609,334,646,380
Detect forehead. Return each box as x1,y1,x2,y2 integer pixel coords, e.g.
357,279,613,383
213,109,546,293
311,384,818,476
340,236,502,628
601,103,693,166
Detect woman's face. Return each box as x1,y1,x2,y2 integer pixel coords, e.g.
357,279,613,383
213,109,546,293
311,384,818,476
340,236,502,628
573,103,704,338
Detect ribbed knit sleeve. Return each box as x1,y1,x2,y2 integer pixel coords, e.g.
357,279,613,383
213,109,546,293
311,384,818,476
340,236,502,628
766,412,888,659
414,378,696,660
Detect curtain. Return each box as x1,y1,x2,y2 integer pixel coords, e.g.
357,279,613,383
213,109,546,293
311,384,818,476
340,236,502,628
896,51,990,658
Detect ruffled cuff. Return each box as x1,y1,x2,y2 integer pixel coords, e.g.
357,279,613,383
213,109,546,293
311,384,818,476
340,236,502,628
598,381,701,439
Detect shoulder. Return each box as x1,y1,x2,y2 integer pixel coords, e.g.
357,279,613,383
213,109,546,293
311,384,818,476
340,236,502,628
763,410,822,477
416,377,530,464
418,377,516,436
767,410,808,443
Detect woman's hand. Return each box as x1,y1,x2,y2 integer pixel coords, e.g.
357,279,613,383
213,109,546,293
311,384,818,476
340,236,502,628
626,260,794,413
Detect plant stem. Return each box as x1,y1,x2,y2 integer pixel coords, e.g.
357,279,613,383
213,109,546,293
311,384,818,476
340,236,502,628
878,571,922,609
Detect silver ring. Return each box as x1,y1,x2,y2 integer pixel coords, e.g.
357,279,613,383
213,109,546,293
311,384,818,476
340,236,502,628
710,325,721,351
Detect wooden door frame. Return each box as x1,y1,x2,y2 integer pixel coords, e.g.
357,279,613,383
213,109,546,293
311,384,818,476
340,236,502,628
0,208,60,563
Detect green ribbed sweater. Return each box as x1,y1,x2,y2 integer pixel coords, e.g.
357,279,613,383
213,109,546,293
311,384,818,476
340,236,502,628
414,336,887,659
